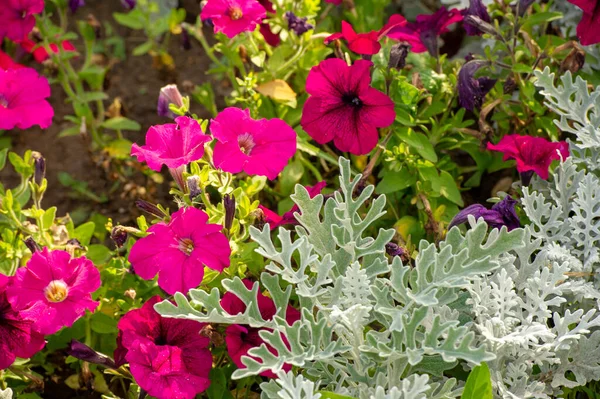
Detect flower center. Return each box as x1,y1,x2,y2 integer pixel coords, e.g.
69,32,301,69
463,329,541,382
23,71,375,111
342,94,363,108
178,237,194,256
44,280,69,303
228,6,243,20
155,335,168,346
237,133,256,155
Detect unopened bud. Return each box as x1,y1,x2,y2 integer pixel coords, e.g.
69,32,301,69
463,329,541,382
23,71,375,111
124,289,137,300
388,43,410,70
67,340,116,368
223,194,235,230
187,176,202,199
135,200,165,218
157,84,184,118
464,15,499,38
32,151,46,186
111,226,128,248
181,27,191,50
24,237,41,253
120,0,136,10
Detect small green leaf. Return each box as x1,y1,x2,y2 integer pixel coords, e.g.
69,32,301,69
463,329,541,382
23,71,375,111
87,244,112,265
521,11,562,28
438,170,464,206
90,312,117,334
132,41,153,56
113,10,145,29
105,139,133,160
318,392,357,399
398,129,438,162
462,363,493,399
74,222,96,246
0,148,8,171
101,117,141,131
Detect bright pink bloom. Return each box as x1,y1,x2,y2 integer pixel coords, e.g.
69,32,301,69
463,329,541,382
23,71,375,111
19,38,78,63
131,116,212,172
211,107,297,180
487,134,570,180
0,274,46,369
259,181,326,230
129,207,231,295
325,15,407,55
221,279,301,378
0,67,54,130
0,50,24,70
201,0,267,39
7,248,100,335
300,59,395,155
0,0,44,41
325,0,342,4
387,7,463,55
568,0,600,45
115,296,211,399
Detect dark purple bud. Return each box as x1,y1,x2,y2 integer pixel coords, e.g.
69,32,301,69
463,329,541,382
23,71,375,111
388,43,410,70
503,77,517,94
458,60,497,112
111,226,128,248
463,15,498,38
187,176,201,199
449,196,520,231
419,29,438,58
223,194,235,230
24,237,40,253
463,0,492,36
67,340,116,368
135,200,165,218
157,84,183,118
491,196,520,230
120,0,136,10
284,12,314,36
181,28,191,50
515,0,535,16
69,0,85,13
32,151,46,186
385,242,405,257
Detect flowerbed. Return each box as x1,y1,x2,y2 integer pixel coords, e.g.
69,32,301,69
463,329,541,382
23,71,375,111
1,0,600,398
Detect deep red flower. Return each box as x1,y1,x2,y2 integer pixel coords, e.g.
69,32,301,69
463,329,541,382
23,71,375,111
325,15,407,55
19,38,77,63
0,0,44,41
568,0,600,45
259,181,326,230
0,50,24,70
221,279,301,378
487,135,570,180
387,7,463,56
257,0,280,46
300,58,395,155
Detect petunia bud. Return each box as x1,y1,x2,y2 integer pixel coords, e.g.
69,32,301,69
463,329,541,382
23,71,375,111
120,0,135,10
463,0,491,36
223,194,235,230
515,0,534,16
560,48,585,74
111,226,128,248
67,340,116,368
69,0,85,13
464,15,498,38
181,28,191,50
32,151,46,186
385,242,405,257
135,200,165,218
24,237,41,253
458,60,497,112
285,12,314,36
157,84,184,118
388,43,410,70
186,176,202,199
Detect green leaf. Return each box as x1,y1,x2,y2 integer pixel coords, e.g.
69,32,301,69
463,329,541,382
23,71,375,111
79,92,109,102
42,207,57,231
90,312,118,334
398,129,438,162
132,40,153,56
0,148,8,171
74,222,96,246
113,10,145,29
438,171,464,206
87,244,112,264
206,369,233,399
58,126,82,138
105,139,133,160
521,11,562,28
318,392,356,399
101,117,141,131
376,168,416,195
462,363,493,399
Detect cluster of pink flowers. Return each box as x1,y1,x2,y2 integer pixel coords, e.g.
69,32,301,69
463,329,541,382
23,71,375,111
0,248,101,369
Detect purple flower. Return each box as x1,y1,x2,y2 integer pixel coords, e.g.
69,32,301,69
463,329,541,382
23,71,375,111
284,12,313,35
68,0,85,13
463,0,491,36
67,340,116,368
449,196,520,231
121,0,136,10
458,60,496,112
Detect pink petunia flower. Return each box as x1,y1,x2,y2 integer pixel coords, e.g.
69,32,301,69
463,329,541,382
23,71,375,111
221,279,301,378
487,134,570,181
131,116,211,172
325,15,407,55
0,274,46,369
115,296,212,399
300,58,395,155
387,7,463,56
568,0,600,45
0,0,44,42
7,248,101,335
0,67,54,130
259,181,326,230
18,38,78,64
129,207,231,295
211,107,297,180
0,50,24,70
201,0,267,39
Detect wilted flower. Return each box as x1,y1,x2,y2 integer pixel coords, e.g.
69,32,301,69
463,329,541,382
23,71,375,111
458,60,497,112
0,68,54,130
24,237,40,253
115,296,211,399
325,15,406,55
449,196,520,231
221,279,301,378
487,134,570,181
32,151,45,185
69,0,85,13
128,207,230,295
7,248,101,335
388,43,410,70
0,274,46,369
0,50,23,70
111,226,128,248
131,116,211,172
200,0,267,39
385,242,406,257
0,0,44,41
67,340,116,368
211,107,297,180
301,59,395,155
223,194,236,230
186,175,202,199
463,0,491,36
387,7,463,56
258,182,326,230
284,11,313,35
568,0,600,45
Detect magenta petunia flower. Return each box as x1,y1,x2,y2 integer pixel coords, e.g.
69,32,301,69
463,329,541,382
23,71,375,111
0,67,54,130
131,116,211,172
259,181,326,230
18,38,78,64
129,207,231,295
221,279,301,378
300,59,395,155
325,0,342,4
487,134,570,181
211,107,297,180
449,195,520,231
7,248,101,335
0,274,46,369
325,15,407,55
200,0,267,39
0,50,24,70
387,7,463,56
0,0,44,42
115,296,212,399
568,0,600,45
